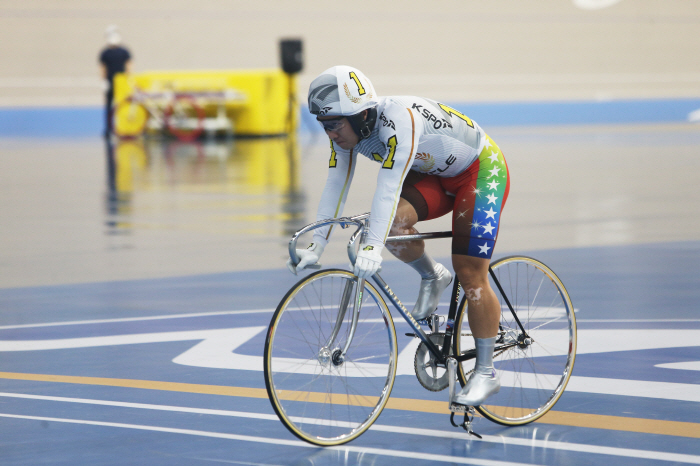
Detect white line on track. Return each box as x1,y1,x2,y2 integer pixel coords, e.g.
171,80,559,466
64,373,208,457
186,458,284,466
0,412,536,466
575,319,700,323
0,304,416,330
1,392,698,464
0,309,278,330
3,307,697,331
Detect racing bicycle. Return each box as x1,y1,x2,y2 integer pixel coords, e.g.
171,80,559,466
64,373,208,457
263,213,577,446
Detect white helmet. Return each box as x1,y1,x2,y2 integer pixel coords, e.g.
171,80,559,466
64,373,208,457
308,65,379,139
308,65,378,116
105,25,122,46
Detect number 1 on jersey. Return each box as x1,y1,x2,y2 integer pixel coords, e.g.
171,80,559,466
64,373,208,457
382,135,397,169
438,103,474,128
329,140,337,168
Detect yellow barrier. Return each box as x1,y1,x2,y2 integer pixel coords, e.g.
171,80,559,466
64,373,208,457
113,69,297,137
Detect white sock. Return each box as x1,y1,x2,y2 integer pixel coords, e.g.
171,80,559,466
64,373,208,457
474,336,497,376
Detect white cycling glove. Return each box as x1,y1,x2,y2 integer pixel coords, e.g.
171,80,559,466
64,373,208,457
287,242,325,275
353,244,383,279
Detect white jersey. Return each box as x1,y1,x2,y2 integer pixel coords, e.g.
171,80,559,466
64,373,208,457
313,96,487,249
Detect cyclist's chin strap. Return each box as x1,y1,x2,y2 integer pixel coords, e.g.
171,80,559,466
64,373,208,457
347,107,377,142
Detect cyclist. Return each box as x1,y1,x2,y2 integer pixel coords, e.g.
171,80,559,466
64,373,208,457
287,66,510,407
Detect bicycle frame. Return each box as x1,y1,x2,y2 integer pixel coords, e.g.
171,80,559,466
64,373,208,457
288,212,530,368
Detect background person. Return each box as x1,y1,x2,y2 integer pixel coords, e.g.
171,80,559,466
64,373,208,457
99,25,131,137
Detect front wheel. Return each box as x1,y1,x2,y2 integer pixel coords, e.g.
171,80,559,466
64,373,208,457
453,256,577,425
264,269,398,446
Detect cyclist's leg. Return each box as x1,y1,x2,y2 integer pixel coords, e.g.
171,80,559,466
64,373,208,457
448,135,510,405
452,255,500,338
385,198,423,262
448,134,510,337
385,172,451,261
386,172,454,319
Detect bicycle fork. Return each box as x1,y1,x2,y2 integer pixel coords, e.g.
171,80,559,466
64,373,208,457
320,276,365,366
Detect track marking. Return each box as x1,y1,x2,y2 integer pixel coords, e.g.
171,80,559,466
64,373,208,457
0,413,538,466
1,392,699,464
576,319,700,323
0,308,277,330
3,328,699,401
1,372,699,439
374,425,700,464
0,302,434,331
3,310,698,331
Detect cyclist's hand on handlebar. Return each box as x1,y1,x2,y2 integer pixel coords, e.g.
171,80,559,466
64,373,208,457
287,242,325,275
354,244,382,279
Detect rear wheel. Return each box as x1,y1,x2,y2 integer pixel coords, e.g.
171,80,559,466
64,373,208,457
453,256,576,425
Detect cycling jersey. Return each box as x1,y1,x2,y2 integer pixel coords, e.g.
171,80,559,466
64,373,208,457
312,96,490,250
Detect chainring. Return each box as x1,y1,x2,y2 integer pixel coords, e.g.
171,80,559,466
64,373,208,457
414,332,450,392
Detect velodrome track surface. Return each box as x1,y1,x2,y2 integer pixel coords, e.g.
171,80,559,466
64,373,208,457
1,120,699,465
1,244,699,465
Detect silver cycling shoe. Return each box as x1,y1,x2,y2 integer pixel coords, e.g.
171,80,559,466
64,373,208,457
452,369,501,406
411,263,453,320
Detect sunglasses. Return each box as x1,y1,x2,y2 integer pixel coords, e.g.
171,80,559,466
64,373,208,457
317,117,346,132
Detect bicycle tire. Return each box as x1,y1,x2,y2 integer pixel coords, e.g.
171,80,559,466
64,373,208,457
453,255,577,425
112,98,148,138
164,95,205,142
264,269,397,446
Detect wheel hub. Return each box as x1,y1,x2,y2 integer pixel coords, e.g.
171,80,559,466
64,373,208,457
318,347,331,367
517,333,533,349
331,348,345,367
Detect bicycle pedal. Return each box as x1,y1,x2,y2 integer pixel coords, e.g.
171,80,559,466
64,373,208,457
449,402,468,413
405,333,418,338
449,410,482,438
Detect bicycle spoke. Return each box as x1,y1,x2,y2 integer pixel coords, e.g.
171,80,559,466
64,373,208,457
527,314,565,332
265,270,396,445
